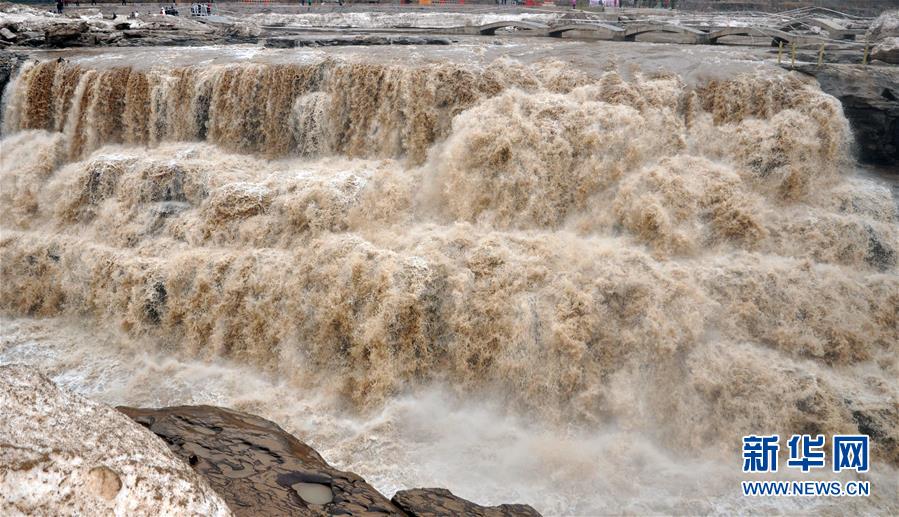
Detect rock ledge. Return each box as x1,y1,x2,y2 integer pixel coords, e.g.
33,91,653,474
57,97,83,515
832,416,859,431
119,405,542,517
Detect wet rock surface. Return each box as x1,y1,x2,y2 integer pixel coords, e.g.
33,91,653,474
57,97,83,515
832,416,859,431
850,406,899,466
793,63,899,167
1,368,539,516
392,488,542,517
0,52,25,106
119,405,401,516
120,405,539,516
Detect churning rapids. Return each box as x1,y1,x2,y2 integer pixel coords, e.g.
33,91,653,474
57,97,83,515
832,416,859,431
1,46,897,515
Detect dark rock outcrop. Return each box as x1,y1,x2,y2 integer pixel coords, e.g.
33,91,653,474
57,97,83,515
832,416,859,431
118,405,404,516
392,488,541,517
792,64,899,167
0,51,21,93
850,406,899,467
0,52,26,126
119,405,542,517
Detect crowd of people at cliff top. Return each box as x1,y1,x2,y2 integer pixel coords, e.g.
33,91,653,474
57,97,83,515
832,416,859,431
53,0,215,15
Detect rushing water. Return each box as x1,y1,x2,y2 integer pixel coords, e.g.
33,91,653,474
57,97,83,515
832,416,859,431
1,49,897,515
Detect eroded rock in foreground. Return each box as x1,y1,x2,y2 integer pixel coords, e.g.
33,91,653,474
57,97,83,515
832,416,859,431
118,405,404,516
392,488,542,517
0,365,231,517
0,366,540,516
118,405,542,517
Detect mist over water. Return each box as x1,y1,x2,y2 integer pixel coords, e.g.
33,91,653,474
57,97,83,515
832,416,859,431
1,56,897,514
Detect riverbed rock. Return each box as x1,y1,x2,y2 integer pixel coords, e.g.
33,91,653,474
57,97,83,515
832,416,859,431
0,369,540,516
392,488,542,517
866,11,899,64
118,405,543,517
19,31,44,45
118,405,406,516
0,365,231,516
792,63,899,167
0,3,223,48
871,36,899,64
223,22,261,43
44,21,89,47
867,10,899,43
850,405,899,467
